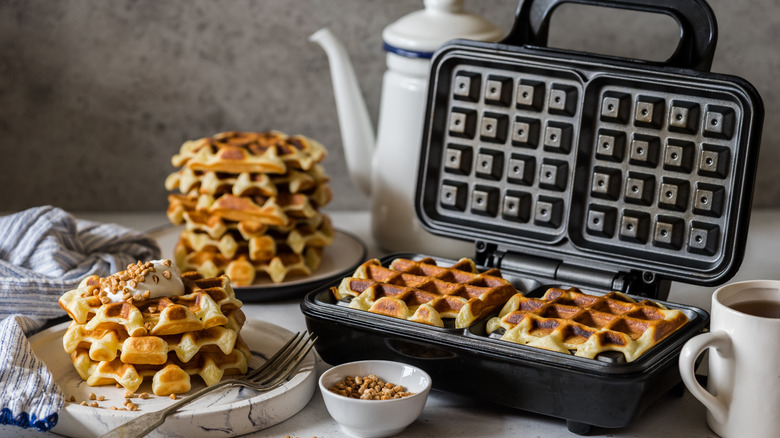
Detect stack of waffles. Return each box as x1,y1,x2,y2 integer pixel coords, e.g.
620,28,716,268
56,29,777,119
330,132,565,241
332,257,518,328
486,287,689,362
166,131,335,285
58,260,249,396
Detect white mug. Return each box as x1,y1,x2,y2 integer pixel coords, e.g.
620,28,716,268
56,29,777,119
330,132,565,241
679,280,780,438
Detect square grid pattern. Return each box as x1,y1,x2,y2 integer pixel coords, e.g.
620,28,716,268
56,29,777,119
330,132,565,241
426,58,745,268
440,66,582,240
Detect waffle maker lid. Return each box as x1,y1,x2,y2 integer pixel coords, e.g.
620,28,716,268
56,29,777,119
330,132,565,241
415,0,764,293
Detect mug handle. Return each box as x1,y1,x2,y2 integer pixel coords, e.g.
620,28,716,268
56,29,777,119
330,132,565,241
678,331,732,424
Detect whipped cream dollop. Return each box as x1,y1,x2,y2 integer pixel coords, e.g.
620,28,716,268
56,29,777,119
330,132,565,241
100,259,185,304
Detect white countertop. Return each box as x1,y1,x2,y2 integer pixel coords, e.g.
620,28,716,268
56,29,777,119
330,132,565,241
6,209,779,437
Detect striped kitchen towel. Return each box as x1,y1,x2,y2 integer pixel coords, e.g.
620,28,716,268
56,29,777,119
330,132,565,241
0,206,160,431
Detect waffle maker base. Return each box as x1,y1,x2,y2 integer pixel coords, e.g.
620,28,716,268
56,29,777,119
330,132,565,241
301,253,709,435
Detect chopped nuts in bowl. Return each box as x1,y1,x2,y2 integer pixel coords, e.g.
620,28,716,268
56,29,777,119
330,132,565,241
318,360,432,438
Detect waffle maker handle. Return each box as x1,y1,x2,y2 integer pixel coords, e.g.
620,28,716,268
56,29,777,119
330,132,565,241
502,0,718,72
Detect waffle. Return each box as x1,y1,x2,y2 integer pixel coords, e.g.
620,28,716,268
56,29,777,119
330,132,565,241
177,215,334,261
485,287,689,362
332,257,518,328
178,228,276,261
175,207,328,242
171,130,327,174
63,309,245,364
167,193,321,228
165,164,330,198
165,167,277,198
69,337,251,395
59,270,243,337
175,243,324,285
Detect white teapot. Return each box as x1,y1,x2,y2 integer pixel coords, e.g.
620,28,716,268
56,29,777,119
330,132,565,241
311,0,503,257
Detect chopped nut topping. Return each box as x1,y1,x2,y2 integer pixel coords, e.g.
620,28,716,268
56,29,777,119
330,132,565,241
98,260,171,300
80,401,87,406
97,395,105,401
169,394,177,400
328,375,414,400
124,390,134,398
140,392,150,399
69,395,76,402
88,393,96,400
89,402,99,408
162,270,172,280
153,275,159,284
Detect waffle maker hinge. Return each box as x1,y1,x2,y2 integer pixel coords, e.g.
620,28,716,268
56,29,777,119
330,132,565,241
476,240,669,299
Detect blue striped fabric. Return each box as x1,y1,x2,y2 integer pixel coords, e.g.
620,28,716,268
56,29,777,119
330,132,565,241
0,206,161,431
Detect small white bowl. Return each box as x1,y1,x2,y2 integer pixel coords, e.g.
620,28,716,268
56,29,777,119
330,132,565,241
319,360,432,438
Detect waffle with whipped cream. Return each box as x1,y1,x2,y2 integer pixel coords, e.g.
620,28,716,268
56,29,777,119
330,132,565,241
59,259,249,395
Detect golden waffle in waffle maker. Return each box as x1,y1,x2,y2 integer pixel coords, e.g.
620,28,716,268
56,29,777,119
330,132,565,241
302,0,764,434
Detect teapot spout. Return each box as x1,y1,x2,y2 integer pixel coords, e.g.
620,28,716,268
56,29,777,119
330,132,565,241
310,28,375,196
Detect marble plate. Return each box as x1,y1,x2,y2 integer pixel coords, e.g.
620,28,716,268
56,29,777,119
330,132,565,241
30,319,316,438
150,225,367,302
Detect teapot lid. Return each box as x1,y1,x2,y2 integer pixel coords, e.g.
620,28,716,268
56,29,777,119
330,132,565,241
382,0,504,59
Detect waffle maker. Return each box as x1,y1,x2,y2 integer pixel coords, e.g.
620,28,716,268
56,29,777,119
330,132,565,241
302,0,764,433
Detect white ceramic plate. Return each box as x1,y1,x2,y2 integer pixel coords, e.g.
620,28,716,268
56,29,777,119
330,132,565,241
150,225,367,301
30,319,315,438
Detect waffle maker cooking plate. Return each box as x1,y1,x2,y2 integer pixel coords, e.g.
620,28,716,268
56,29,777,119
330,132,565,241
302,0,763,433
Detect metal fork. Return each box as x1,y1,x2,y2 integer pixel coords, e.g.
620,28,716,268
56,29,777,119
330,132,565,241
98,331,316,438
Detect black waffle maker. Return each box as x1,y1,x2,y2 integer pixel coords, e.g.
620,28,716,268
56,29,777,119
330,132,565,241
302,0,764,434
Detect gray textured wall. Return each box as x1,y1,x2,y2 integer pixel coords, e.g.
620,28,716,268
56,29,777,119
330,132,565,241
1,0,777,212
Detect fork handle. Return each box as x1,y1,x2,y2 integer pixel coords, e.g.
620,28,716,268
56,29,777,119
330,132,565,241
98,379,236,438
